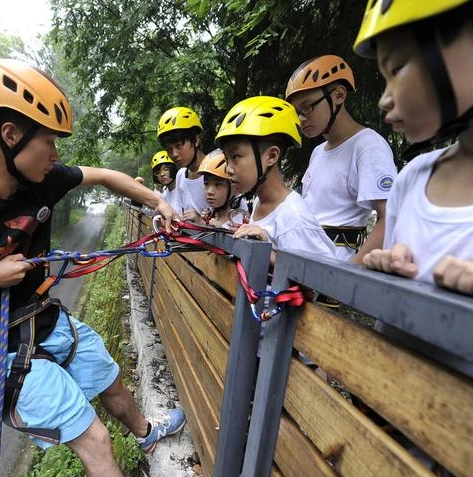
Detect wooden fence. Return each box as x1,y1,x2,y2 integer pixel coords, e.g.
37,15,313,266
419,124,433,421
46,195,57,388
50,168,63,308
125,206,473,477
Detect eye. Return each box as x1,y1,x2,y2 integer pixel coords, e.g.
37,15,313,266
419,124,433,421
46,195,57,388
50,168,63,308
391,65,402,76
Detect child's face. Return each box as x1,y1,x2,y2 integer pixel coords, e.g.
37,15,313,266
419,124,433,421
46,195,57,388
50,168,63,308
223,140,258,195
376,29,442,143
288,89,334,138
154,164,173,185
203,174,230,209
164,139,195,168
14,128,59,182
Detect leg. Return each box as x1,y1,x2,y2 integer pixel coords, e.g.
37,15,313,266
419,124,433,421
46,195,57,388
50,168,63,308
67,416,123,477
99,374,148,437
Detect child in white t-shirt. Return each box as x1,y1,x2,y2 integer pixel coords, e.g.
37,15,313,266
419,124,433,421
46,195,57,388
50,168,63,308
354,0,473,296
286,55,397,263
157,107,207,221
151,150,181,212
215,96,336,264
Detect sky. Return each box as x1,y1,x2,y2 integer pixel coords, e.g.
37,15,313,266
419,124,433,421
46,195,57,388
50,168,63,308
0,0,52,42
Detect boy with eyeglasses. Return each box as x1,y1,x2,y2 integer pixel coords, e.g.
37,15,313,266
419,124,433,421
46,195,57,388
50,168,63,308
286,55,397,264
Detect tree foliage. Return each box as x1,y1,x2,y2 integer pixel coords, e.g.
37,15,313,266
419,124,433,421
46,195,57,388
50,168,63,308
48,0,404,180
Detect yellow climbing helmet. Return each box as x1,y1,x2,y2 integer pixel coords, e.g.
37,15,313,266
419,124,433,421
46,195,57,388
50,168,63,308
354,0,470,58
0,58,73,136
197,149,228,180
285,55,355,101
215,96,301,147
157,106,202,140
151,150,174,169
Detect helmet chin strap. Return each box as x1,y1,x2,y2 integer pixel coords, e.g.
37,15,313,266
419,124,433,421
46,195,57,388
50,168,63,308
0,124,39,185
230,140,267,209
401,23,473,161
321,86,342,135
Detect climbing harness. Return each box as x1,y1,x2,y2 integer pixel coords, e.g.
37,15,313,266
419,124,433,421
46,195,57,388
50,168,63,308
323,225,367,251
0,214,310,448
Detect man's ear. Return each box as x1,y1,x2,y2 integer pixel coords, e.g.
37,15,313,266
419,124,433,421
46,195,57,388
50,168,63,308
1,122,21,147
264,145,280,167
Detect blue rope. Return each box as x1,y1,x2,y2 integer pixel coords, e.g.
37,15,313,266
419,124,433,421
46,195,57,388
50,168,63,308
0,287,10,466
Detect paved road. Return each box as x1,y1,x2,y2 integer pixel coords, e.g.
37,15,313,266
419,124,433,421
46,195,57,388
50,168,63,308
0,203,107,477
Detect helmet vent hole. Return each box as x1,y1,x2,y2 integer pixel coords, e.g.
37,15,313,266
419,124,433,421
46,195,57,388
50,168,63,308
235,113,246,127
23,89,34,104
340,62,346,70
331,66,339,74
54,104,63,124
60,101,69,123
3,75,17,92
310,70,319,84
259,113,274,118
272,106,283,111
37,102,49,116
321,71,330,80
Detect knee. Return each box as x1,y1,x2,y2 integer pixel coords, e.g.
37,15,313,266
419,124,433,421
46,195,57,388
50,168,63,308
69,417,114,458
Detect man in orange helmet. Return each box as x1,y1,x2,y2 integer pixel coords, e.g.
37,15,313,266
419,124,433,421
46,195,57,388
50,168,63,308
286,55,397,264
0,59,184,476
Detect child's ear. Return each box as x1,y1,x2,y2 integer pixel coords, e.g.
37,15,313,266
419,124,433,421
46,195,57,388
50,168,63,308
333,84,347,104
265,145,280,167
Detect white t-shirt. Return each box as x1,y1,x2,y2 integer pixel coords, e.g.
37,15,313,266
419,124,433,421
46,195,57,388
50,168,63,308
384,146,473,284
250,191,336,259
160,186,181,213
378,146,473,376
175,168,208,214
302,128,397,260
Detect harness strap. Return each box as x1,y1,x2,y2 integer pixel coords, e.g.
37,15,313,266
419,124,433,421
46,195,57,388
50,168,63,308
4,300,79,443
323,225,367,250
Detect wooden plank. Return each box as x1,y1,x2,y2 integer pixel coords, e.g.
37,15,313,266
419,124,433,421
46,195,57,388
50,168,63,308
154,258,229,381
153,262,225,415
275,415,337,477
181,251,239,298
284,358,434,477
293,304,473,477
164,253,234,342
154,294,219,476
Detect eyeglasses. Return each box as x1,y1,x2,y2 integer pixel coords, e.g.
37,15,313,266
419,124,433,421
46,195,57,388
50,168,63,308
296,88,335,118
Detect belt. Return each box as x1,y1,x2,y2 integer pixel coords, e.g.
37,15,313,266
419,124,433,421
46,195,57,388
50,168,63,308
322,225,367,250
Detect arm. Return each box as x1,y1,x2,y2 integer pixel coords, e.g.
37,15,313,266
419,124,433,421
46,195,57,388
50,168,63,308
79,167,178,231
350,199,387,265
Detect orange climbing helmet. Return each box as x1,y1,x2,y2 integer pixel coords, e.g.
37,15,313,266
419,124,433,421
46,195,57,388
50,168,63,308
0,58,73,136
285,55,355,102
198,149,228,180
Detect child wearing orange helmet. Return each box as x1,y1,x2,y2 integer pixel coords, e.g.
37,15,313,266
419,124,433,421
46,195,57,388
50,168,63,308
286,55,397,264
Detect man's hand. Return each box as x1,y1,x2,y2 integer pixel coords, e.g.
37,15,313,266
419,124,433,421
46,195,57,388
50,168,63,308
154,200,179,233
362,243,418,278
434,255,473,295
0,254,34,287
233,224,269,242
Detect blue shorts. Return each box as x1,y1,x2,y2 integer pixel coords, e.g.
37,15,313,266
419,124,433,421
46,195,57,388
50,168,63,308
7,310,119,448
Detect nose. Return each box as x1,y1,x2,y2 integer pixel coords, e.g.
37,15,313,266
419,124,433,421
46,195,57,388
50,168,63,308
378,84,393,113
225,161,234,176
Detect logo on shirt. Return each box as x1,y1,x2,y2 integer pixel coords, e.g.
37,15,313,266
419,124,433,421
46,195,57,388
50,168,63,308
377,175,394,191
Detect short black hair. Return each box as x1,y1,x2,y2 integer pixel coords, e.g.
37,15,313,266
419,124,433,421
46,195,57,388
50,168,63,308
428,2,472,46
159,127,201,148
0,108,36,133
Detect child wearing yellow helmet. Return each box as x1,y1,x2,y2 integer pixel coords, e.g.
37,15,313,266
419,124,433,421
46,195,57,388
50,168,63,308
0,59,185,470
355,1,473,377
285,55,397,265
216,96,336,264
151,150,180,211
157,106,207,220
355,0,473,297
